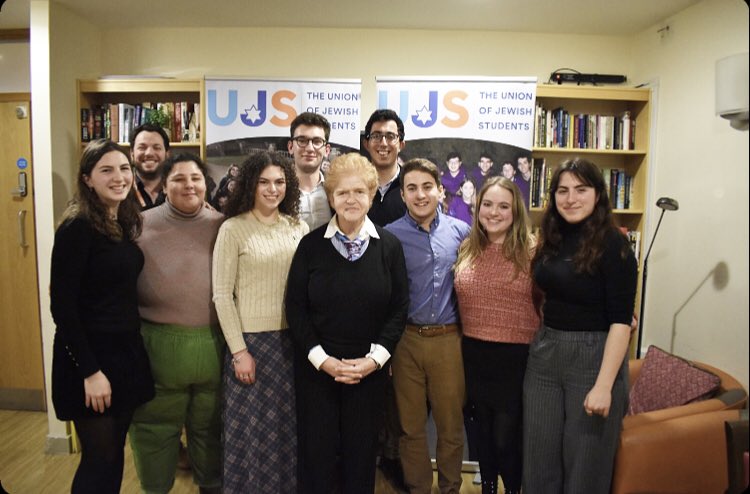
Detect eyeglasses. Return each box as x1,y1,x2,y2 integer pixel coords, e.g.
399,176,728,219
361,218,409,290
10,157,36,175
292,136,327,149
367,132,401,144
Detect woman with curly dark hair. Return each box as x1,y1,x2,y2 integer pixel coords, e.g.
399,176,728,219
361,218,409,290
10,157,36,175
522,158,637,494
212,151,308,493
50,139,154,493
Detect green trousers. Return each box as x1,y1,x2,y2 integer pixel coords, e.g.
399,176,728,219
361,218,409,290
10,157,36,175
129,322,224,494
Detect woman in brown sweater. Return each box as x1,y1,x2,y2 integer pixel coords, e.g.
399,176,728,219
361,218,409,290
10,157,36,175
454,177,540,494
129,153,224,494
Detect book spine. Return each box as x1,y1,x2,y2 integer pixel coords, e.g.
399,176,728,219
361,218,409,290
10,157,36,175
93,106,104,139
81,108,91,142
109,104,119,143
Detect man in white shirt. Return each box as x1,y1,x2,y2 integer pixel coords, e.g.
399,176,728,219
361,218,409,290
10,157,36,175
288,112,333,231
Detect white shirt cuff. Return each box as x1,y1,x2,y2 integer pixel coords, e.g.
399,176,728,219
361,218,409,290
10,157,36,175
367,343,391,369
308,345,330,370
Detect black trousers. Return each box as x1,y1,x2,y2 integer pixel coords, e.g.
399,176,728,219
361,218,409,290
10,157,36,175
296,358,387,494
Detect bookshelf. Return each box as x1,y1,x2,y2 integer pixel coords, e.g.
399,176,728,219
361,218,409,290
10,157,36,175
77,78,204,157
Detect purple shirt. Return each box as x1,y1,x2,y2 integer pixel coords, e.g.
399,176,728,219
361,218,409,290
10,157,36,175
385,211,470,325
447,195,473,226
471,167,495,191
514,174,531,209
441,168,467,196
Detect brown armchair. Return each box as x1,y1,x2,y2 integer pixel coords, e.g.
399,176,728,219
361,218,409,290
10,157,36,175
611,359,747,494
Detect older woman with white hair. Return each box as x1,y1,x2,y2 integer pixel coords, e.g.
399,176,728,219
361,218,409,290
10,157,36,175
286,153,409,494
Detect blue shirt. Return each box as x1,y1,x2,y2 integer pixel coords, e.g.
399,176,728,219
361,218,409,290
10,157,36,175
385,210,470,325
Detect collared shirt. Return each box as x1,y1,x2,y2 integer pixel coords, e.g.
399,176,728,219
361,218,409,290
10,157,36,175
308,215,390,369
135,174,165,211
299,172,332,231
385,210,470,325
324,215,379,260
377,167,400,200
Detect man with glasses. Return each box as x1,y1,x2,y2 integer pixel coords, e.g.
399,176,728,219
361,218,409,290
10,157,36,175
288,112,333,231
363,109,407,227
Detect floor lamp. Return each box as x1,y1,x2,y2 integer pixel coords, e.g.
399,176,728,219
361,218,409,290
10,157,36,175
636,196,679,358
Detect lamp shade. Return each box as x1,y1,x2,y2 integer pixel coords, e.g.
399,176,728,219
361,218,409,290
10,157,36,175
656,197,679,211
715,52,749,130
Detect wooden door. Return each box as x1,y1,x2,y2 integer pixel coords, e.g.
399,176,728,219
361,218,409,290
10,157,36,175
0,95,45,411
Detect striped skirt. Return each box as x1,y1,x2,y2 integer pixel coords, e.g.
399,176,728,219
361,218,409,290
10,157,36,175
222,329,297,493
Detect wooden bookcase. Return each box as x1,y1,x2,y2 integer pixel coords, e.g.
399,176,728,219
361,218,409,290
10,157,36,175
77,78,205,157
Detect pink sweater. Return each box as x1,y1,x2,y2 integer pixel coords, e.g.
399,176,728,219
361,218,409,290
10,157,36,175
454,243,540,344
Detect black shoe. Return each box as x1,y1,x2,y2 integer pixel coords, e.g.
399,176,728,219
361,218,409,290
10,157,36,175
379,457,408,493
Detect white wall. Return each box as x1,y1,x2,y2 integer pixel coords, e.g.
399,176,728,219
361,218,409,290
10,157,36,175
631,0,749,390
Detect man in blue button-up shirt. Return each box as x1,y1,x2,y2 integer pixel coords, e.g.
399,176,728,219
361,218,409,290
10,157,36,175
385,158,471,494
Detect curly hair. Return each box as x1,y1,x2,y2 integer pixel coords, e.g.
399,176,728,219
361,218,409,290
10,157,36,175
455,176,534,277
223,151,301,220
323,152,378,202
533,157,627,274
60,139,142,241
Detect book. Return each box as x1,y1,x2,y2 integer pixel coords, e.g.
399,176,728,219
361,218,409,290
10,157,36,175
92,106,104,139
108,104,118,143
621,111,632,150
119,103,136,143
81,108,91,142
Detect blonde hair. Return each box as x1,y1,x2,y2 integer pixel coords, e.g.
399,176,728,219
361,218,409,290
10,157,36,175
455,177,534,276
323,152,378,202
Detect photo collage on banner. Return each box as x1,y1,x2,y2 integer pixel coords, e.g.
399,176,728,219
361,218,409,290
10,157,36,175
375,77,537,226
205,77,362,211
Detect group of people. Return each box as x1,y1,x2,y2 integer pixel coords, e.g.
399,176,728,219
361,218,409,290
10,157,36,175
435,151,533,227
50,108,637,494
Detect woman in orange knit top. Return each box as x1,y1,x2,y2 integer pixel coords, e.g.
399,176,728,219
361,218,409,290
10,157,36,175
454,176,540,494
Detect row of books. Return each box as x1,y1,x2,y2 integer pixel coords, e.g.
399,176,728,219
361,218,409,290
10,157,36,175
534,105,635,150
603,167,635,210
530,158,635,210
80,102,200,144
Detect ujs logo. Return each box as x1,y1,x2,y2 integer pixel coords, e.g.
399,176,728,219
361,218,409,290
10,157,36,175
378,89,468,129
208,89,297,127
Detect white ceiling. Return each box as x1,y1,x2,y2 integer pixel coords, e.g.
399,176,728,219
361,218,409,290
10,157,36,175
1,0,702,35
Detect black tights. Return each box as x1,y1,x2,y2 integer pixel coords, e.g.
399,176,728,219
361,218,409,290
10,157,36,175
71,409,133,494
475,403,523,492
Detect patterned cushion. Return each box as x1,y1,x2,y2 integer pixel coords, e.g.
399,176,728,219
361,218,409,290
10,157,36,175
628,345,721,415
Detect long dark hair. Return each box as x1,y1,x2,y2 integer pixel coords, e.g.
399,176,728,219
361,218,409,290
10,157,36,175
223,151,300,220
533,158,626,274
60,139,142,241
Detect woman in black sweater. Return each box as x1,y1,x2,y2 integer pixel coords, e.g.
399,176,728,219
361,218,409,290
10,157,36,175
50,139,154,493
523,158,637,494
285,153,409,494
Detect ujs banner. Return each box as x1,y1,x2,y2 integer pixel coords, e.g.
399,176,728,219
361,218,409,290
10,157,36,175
206,77,362,149
376,76,537,217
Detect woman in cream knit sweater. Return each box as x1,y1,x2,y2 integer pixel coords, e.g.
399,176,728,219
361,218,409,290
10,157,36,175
212,151,308,493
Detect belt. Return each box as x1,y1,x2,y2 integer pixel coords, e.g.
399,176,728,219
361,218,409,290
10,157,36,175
405,323,459,337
